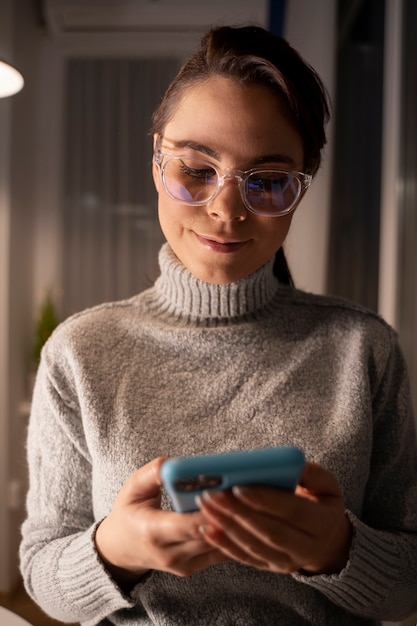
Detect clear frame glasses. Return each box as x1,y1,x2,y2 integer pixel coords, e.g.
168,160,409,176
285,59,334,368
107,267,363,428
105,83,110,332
154,151,312,217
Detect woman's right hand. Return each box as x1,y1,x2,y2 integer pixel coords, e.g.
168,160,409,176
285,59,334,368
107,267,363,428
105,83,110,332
94,457,227,589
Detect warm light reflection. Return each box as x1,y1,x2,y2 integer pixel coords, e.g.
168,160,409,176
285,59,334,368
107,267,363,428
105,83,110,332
0,60,24,98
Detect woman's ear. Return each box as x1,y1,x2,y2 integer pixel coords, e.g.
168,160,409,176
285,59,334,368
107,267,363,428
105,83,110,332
152,133,160,191
152,159,160,191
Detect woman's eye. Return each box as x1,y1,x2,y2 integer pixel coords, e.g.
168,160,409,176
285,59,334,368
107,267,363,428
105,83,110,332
180,163,216,179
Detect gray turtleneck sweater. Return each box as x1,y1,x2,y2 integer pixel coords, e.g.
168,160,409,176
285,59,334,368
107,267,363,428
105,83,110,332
20,244,417,625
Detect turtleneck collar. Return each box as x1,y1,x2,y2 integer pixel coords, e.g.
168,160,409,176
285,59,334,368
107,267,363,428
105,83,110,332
153,243,280,321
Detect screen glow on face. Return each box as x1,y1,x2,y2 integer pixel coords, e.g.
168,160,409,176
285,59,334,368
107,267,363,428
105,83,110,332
156,154,310,216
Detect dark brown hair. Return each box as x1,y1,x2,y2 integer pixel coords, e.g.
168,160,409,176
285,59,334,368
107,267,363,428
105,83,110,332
152,25,331,285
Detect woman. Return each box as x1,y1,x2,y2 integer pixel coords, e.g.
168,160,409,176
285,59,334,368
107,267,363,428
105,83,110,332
20,25,417,625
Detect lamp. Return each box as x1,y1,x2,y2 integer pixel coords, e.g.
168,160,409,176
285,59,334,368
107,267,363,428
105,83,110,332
0,59,24,98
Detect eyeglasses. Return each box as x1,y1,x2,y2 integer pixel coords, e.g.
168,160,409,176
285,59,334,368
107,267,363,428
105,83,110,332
154,151,312,217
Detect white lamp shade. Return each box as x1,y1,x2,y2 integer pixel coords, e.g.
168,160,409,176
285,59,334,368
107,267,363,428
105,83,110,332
0,59,24,97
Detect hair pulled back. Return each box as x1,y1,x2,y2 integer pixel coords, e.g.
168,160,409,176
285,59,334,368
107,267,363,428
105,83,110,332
152,25,330,177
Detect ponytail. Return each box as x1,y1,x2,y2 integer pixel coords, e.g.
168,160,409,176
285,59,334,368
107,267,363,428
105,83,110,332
273,248,294,287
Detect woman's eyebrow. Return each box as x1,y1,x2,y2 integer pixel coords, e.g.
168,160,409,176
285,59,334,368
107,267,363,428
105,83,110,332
253,154,297,167
163,138,297,168
165,139,220,160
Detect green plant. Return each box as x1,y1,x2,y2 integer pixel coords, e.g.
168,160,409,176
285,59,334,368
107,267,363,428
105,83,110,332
33,292,59,365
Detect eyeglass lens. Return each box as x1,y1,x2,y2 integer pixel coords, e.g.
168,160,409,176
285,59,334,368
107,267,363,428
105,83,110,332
162,157,302,214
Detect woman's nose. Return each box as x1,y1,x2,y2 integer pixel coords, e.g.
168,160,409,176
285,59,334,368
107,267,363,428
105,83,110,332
206,178,247,222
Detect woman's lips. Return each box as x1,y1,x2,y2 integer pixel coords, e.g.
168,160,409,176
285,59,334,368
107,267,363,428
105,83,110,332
195,234,247,253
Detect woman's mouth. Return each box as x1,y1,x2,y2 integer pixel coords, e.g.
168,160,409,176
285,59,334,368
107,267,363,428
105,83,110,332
195,234,247,253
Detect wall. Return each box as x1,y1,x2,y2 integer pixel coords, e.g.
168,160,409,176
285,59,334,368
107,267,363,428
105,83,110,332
0,0,44,593
0,0,14,594
284,0,336,294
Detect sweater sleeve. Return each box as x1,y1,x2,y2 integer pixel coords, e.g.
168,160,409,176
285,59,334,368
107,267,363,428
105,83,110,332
19,353,135,624
293,334,417,621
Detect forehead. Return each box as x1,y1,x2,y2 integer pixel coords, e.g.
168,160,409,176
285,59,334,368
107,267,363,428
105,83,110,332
163,76,304,167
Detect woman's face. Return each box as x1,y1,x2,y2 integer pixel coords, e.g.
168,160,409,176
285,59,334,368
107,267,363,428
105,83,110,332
153,75,305,284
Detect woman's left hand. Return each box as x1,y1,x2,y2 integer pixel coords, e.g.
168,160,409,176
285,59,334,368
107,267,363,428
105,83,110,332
196,461,352,575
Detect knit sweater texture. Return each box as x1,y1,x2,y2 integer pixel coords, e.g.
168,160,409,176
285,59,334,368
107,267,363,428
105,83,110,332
20,243,417,625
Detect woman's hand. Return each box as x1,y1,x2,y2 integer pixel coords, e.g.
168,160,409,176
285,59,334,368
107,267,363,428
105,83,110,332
94,457,227,589
196,461,352,576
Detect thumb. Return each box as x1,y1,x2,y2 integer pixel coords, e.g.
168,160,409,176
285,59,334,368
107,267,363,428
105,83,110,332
297,461,342,498
123,456,168,505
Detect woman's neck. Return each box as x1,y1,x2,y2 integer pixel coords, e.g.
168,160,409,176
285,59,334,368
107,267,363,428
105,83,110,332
153,243,280,320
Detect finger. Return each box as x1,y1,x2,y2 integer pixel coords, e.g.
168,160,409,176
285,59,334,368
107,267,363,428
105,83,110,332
199,490,305,542
198,479,351,575
198,507,299,574
298,461,342,497
230,479,345,545
122,457,169,505
200,523,275,571
231,484,305,517
228,484,321,534
198,491,346,574
231,462,344,516
197,488,339,564
140,507,214,545
228,473,352,575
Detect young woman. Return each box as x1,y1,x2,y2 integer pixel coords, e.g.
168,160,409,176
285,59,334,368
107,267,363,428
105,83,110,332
20,25,417,625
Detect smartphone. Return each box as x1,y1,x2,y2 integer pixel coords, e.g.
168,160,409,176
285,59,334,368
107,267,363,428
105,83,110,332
161,446,305,512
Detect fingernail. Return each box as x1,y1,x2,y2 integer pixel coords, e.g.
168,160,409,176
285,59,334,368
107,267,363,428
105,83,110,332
194,491,212,509
201,489,214,502
198,524,215,537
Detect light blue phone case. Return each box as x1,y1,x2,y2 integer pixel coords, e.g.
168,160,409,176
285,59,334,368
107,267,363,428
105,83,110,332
161,446,305,512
